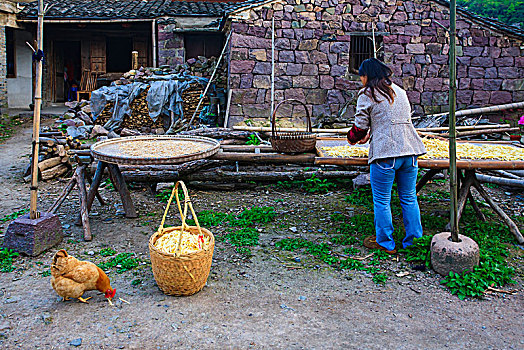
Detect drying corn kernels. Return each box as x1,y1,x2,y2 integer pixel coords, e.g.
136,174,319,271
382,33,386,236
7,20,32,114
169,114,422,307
154,229,210,255
321,138,524,161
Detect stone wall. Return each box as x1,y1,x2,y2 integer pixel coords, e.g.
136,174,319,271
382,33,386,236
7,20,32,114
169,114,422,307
157,23,185,67
0,26,7,108
226,0,524,126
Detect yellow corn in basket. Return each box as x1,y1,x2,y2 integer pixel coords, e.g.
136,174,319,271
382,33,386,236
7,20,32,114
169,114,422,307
149,181,215,296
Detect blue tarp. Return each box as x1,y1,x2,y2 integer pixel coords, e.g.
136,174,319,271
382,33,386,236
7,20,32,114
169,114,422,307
90,73,209,131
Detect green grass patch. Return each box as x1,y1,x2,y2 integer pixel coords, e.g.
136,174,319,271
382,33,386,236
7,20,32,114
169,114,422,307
0,115,24,143
399,235,433,268
99,248,117,257
0,209,29,223
98,253,141,274
0,248,19,272
277,174,351,194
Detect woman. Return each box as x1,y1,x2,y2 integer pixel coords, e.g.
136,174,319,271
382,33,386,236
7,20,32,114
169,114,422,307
347,58,426,254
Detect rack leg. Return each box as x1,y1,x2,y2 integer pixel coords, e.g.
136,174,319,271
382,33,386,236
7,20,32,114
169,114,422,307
106,163,137,218
416,169,439,193
472,178,524,244
48,176,77,214
467,192,486,222
76,161,107,226
75,166,92,241
85,168,106,206
445,170,473,231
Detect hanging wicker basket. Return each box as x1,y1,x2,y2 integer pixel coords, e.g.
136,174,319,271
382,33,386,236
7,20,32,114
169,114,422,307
270,99,317,154
149,181,214,296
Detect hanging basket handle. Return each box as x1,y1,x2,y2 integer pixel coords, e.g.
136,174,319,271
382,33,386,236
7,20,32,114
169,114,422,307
271,99,312,138
156,181,204,257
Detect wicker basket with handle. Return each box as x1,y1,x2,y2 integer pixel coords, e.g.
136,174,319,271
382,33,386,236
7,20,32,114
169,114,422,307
149,181,214,296
270,99,317,154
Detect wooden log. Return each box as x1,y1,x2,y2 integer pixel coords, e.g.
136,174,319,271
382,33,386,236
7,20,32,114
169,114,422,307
440,127,520,138
186,181,257,191
106,163,137,218
75,166,92,241
41,164,69,180
475,173,524,188
57,145,67,157
472,178,524,244
39,137,67,146
179,127,253,140
39,131,63,137
211,151,315,164
123,169,359,183
220,144,274,152
38,157,62,172
68,149,92,156
416,124,510,132
119,159,224,173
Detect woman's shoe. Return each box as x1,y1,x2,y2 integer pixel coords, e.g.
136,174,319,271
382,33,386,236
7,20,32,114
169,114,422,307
363,236,397,254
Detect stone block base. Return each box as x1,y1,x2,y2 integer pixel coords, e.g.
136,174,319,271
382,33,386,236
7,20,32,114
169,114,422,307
430,232,479,276
2,212,63,256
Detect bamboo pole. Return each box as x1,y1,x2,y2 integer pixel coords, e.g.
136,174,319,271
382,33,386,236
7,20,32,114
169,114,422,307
449,0,459,242
233,124,512,134
29,0,44,220
424,101,524,120
271,16,275,118
187,31,232,129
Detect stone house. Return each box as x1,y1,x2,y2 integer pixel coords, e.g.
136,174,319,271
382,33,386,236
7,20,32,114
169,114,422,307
8,0,257,108
223,0,524,126
0,0,24,109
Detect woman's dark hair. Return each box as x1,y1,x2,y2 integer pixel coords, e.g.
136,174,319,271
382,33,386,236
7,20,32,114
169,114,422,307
358,58,396,104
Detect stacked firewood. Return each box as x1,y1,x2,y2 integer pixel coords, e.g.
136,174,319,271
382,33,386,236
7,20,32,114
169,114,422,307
25,127,90,182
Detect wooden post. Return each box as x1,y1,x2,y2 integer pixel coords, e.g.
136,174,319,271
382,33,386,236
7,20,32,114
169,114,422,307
131,51,139,70
29,0,44,220
448,0,459,242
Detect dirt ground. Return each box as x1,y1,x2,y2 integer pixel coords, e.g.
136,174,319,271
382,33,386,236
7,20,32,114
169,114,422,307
0,122,523,349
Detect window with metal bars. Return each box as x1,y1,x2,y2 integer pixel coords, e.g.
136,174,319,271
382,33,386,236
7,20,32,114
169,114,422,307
349,35,383,73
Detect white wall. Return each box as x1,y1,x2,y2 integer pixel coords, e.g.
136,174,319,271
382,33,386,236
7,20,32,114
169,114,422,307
7,29,33,109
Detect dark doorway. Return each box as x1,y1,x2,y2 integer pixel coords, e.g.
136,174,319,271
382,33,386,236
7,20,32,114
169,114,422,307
54,40,81,102
106,37,133,72
185,33,224,59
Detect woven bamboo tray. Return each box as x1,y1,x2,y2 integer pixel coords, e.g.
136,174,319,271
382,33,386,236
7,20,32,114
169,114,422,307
90,135,220,165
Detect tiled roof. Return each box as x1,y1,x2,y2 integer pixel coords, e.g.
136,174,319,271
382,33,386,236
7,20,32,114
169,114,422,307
18,0,266,20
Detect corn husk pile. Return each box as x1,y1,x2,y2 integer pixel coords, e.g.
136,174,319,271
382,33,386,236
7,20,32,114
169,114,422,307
321,138,524,161
154,229,210,255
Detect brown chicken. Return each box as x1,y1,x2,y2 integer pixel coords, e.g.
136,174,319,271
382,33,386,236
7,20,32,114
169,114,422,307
50,249,116,303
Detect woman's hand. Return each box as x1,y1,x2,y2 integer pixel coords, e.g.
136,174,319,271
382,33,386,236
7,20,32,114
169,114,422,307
358,132,370,144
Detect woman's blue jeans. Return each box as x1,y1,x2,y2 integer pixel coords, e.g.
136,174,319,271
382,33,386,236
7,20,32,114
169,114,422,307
369,155,423,251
